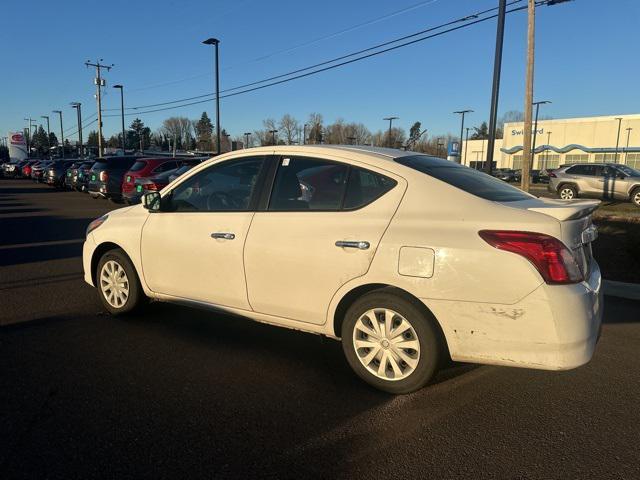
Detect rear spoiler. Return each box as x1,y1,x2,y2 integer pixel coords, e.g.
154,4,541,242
527,199,600,221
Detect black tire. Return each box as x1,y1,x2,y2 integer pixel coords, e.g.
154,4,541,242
96,248,145,315
341,288,443,394
557,183,578,200
631,187,640,208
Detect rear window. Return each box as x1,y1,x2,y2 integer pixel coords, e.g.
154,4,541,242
129,160,148,172
396,155,530,202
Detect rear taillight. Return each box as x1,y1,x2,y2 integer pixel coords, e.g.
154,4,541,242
99,170,108,182
549,172,557,178
143,183,160,191
479,230,584,285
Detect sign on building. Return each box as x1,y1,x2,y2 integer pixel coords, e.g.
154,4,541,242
8,131,28,161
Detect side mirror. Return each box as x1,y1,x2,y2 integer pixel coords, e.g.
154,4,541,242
142,191,161,211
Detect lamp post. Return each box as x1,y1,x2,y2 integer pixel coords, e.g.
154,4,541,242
625,127,633,163
113,85,126,153
40,115,51,157
70,103,83,158
464,127,472,166
544,131,552,170
269,129,278,146
202,37,221,155
244,132,251,149
531,100,551,170
614,117,623,162
454,110,473,164
52,110,64,158
303,124,308,145
383,116,399,147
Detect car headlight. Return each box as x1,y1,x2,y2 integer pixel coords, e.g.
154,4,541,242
86,214,108,237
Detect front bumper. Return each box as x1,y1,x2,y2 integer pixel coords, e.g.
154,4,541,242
83,234,97,286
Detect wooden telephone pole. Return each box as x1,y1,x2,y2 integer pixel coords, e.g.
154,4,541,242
521,0,535,192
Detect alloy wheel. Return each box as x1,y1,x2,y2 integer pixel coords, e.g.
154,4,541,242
100,260,130,308
634,191,640,206
560,187,575,199
352,308,421,381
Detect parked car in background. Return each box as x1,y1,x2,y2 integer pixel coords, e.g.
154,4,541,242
21,160,42,178
63,161,87,189
83,145,602,394
31,160,53,182
121,158,181,203
68,161,95,191
87,156,139,201
44,159,80,188
513,169,540,184
124,158,206,204
549,163,640,206
4,159,29,178
492,168,516,182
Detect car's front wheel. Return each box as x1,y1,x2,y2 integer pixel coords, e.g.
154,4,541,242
96,249,144,315
558,184,578,200
341,289,442,394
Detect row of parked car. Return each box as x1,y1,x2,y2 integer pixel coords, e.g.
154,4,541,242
491,168,551,184
1,155,209,203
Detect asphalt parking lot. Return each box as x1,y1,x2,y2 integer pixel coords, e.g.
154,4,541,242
1,179,640,479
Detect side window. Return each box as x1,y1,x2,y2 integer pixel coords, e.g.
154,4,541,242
568,165,595,176
169,157,264,212
343,167,397,209
154,161,178,173
269,157,348,211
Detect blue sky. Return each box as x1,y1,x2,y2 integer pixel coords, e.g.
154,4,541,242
1,0,638,142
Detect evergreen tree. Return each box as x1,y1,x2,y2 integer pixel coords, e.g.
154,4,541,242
195,112,213,150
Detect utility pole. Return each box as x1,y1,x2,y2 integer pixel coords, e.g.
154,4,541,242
383,117,399,147
41,115,50,158
53,110,64,159
303,124,308,145
71,103,83,158
85,59,113,157
625,127,633,163
545,131,552,169
614,117,623,162
244,132,251,148
464,127,472,166
485,0,506,176
520,0,535,191
113,85,126,153
23,118,33,157
454,110,473,164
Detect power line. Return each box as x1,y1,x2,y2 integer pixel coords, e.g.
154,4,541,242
104,0,524,113
65,117,98,139
64,111,97,134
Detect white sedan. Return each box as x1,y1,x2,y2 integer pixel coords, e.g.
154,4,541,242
83,146,603,393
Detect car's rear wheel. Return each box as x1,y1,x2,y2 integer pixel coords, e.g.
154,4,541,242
558,184,577,200
341,289,442,394
96,249,144,315
631,187,640,208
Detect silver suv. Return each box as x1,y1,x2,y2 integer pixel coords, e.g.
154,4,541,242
548,163,640,207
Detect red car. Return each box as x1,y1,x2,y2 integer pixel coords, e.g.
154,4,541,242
121,157,181,201
21,160,42,178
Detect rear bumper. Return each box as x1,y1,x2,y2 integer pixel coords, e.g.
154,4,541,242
425,261,603,371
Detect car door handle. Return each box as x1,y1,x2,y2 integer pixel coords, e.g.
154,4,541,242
335,240,370,250
211,232,235,240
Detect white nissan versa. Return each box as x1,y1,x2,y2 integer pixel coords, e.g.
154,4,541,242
83,146,603,393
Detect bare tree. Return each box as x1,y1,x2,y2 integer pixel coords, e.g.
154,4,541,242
307,112,323,144
279,114,300,145
161,116,195,150
254,118,278,146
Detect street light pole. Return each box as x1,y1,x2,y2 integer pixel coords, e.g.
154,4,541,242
531,100,551,171
383,117,399,147
545,131,552,169
113,85,126,153
202,38,221,155
625,127,633,163
71,103,83,158
485,0,506,176
41,115,50,158
464,127,472,166
303,124,308,145
454,110,473,164
614,117,623,162
53,110,64,159
244,132,251,149
269,129,278,145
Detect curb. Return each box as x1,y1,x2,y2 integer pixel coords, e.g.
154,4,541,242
603,280,640,301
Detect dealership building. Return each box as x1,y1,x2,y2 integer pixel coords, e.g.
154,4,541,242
459,113,640,171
